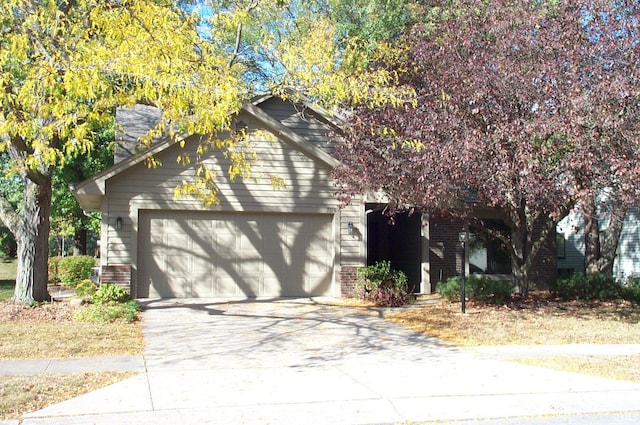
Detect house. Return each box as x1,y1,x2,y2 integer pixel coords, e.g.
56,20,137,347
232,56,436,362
72,95,556,299
557,207,640,282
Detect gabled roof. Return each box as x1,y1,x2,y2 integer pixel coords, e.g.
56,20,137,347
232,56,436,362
71,96,341,211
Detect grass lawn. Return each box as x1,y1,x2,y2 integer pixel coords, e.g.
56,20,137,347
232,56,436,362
0,282,13,302
0,257,17,301
0,321,144,360
0,372,136,420
386,294,640,383
0,307,144,420
0,256,144,420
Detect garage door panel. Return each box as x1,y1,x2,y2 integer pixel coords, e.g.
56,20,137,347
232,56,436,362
308,234,330,250
239,233,261,253
215,234,237,255
165,232,189,249
191,278,213,297
262,276,282,295
192,255,214,276
239,258,264,275
190,219,213,231
159,277,191,297
217,277,240,296
215,219,236,232
165,256,191,275
307,256,331,274
138,211,334,298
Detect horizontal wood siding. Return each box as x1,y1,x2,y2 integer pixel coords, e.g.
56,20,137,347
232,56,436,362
105,127,341,266
558,207,640,282
613,207,640,282
259,98,337,155
339,202,365,265
104,205,132,264
557,212,586,275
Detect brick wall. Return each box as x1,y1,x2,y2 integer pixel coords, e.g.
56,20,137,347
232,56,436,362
339,265,358,297
100,265,132,294
427,214,557,292
429,216,465,289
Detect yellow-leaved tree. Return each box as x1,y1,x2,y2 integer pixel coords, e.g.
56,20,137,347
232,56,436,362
0,0,413,305
0,0,246,305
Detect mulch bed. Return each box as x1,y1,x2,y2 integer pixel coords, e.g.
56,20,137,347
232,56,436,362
0,300,77,322
471,289,635,309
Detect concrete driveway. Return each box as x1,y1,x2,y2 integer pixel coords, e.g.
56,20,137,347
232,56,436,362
24,298,640,424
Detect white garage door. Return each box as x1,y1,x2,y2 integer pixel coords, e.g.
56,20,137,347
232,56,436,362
137,211,334,298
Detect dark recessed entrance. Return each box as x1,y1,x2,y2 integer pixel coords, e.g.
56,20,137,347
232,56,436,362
366,204,422,293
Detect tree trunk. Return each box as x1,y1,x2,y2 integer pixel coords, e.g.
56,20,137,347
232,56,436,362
73,227,87,256
12,177,52,305
583,192,627,277
510,229,530,297
598,202,627,276
511,259,529,298
583,194,601,275
504,206,564,298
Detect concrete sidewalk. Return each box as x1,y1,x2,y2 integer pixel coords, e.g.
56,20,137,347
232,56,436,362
5,299,640,424
0,355,145,375
2,343,639,376
468,343,640,359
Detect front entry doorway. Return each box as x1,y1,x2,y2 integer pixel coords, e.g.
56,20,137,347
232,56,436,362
366,205,422,293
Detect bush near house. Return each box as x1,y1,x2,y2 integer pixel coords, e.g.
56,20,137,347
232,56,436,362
623,278,640,304
73,283,140,323
554,273,640,304
355,260,412,307
91,284,130,304
74,279,98,298
57,256,96,286
437,275,513,305
554,273,622,301
47,256,62,284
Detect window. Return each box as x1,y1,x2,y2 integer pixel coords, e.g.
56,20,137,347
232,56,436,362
468,220,511,274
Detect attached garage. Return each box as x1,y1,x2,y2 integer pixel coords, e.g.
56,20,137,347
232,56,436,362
137,211,334,298
71,96,365,299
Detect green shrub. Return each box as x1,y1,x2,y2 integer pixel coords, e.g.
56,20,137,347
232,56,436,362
470,275,513,304
74,279,97,298
437,275,513,305
437,276,462,302
74,300,141,323
57,255,96,286
92,283,131,304
355,260,411,307
554,273,622,301
622,278,640,304
48,256,62,284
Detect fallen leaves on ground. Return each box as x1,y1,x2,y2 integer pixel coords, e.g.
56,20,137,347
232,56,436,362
0,299,145,419
513,356,640,383
0,300,144,360
0,372,137,420
386,292,640,382
387,293,640,346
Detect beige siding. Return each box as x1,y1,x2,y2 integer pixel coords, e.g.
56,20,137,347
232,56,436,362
339,202,365,265
258,98,337,155
103,123,344,290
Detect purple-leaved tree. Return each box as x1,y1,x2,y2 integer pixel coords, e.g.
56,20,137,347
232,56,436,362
333,0,640,295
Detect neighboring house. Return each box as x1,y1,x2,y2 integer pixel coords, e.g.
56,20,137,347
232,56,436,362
557,207,640,282
72,95,556,299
